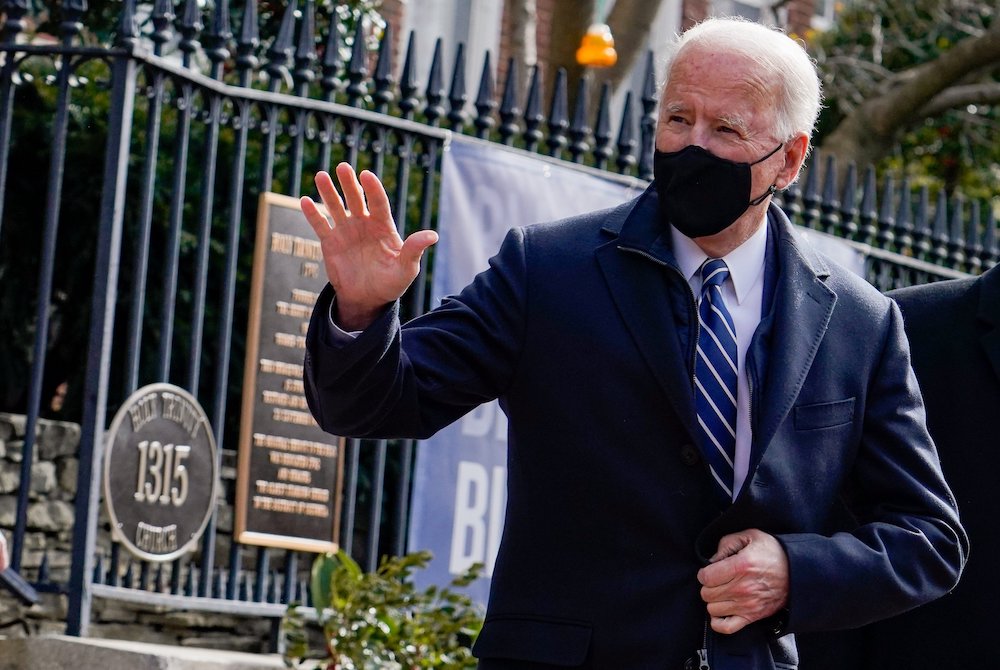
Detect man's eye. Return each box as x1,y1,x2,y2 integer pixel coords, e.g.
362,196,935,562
668,115,687,124
718,126,737,134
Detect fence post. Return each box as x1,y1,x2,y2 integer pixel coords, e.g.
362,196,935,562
0,0,29,244
66,0,139,637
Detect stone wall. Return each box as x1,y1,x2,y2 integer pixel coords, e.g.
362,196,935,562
0,413,276,654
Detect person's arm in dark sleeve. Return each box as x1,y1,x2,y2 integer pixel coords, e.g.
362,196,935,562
304,225,528,440
778,300,968,632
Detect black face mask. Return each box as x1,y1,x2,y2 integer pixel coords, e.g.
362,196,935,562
653,143,783,238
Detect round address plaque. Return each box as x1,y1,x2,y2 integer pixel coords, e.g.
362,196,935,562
103,383,218,562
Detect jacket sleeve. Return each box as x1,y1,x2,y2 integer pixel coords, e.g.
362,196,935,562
303,226,528,440
778,300,969,632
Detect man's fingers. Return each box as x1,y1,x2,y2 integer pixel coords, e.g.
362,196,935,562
359,169,394,223
705,596,756,634
336,162,369,218
710,614,751,635
698,554,739,588
700,581,732,605
313,170,348,223
300,196,332,237
705,599,736,618
698,530,758,585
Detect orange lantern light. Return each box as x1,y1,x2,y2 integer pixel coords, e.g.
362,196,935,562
575,23,618,68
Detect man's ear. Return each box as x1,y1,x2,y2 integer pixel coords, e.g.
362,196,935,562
775,134,809,189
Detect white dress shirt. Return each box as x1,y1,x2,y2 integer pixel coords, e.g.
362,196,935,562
671,222,768,499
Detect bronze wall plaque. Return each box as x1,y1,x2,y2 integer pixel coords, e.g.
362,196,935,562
103,383,218,562
234,193,345,553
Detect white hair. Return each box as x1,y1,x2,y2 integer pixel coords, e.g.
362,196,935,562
662,17,823,142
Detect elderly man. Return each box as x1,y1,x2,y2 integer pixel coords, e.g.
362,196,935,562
300,17,966,669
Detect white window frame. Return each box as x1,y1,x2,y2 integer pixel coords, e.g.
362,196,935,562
811,0,839,31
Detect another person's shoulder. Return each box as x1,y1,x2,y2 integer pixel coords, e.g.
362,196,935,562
886,271,989,337
887,272,979,311
886,277,977,303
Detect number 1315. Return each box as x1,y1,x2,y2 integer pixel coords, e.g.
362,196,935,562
133,440,190,506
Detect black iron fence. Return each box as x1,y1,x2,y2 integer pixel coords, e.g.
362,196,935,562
0,0,994,642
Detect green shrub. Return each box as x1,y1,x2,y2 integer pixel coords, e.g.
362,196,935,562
282,550,484,670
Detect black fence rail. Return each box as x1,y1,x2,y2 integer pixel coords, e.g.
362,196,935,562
779,155,996,280
0,0,993,643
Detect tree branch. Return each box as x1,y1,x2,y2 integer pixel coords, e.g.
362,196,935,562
918,82,1000,118
866,19,1000,134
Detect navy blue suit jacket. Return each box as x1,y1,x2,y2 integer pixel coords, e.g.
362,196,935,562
304,189,967,669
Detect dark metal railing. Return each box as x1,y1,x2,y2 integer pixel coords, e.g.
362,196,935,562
0,0,994,644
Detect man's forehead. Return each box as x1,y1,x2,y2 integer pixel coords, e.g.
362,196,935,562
662,52,774,110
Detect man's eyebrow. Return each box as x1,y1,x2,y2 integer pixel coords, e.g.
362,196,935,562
717,114,750,134
661,104,750,134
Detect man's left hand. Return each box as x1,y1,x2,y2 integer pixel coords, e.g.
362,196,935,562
697,528,789,634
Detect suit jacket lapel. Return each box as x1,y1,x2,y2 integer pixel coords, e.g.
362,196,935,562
751,211,837,463
595,191,700,445
977,265,1000,384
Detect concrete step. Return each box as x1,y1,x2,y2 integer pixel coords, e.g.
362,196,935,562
0,635,286,670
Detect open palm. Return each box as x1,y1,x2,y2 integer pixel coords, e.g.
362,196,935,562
300,163,438,330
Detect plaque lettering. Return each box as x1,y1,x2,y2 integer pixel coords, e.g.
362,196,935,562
271,232,294,254
291,288,319,304
275,301,313,319
128,393,159,433
258,358,304,377
161,392,202,439
262,390,310,410
253,433,337,458
272,408,318,426
135,521,179,554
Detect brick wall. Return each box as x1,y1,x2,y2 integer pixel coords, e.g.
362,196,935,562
378,0,406,70
497,0,556,102
785,0,817,38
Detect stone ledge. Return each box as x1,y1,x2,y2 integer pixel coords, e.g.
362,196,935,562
0,635,286,669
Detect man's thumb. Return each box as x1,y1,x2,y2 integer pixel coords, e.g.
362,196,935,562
400,230,439,265
709,531,752,563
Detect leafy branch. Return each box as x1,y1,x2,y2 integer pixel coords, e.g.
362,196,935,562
282,550,484,670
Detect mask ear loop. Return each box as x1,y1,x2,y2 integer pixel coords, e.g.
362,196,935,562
747,142,785,206
750,142,785,166
749,184,777,206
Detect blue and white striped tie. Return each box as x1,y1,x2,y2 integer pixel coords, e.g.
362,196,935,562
695,258,738,501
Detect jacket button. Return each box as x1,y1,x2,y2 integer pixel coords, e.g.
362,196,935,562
679,443,700,466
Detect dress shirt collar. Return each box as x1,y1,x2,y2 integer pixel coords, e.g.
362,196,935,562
670,219,769,306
